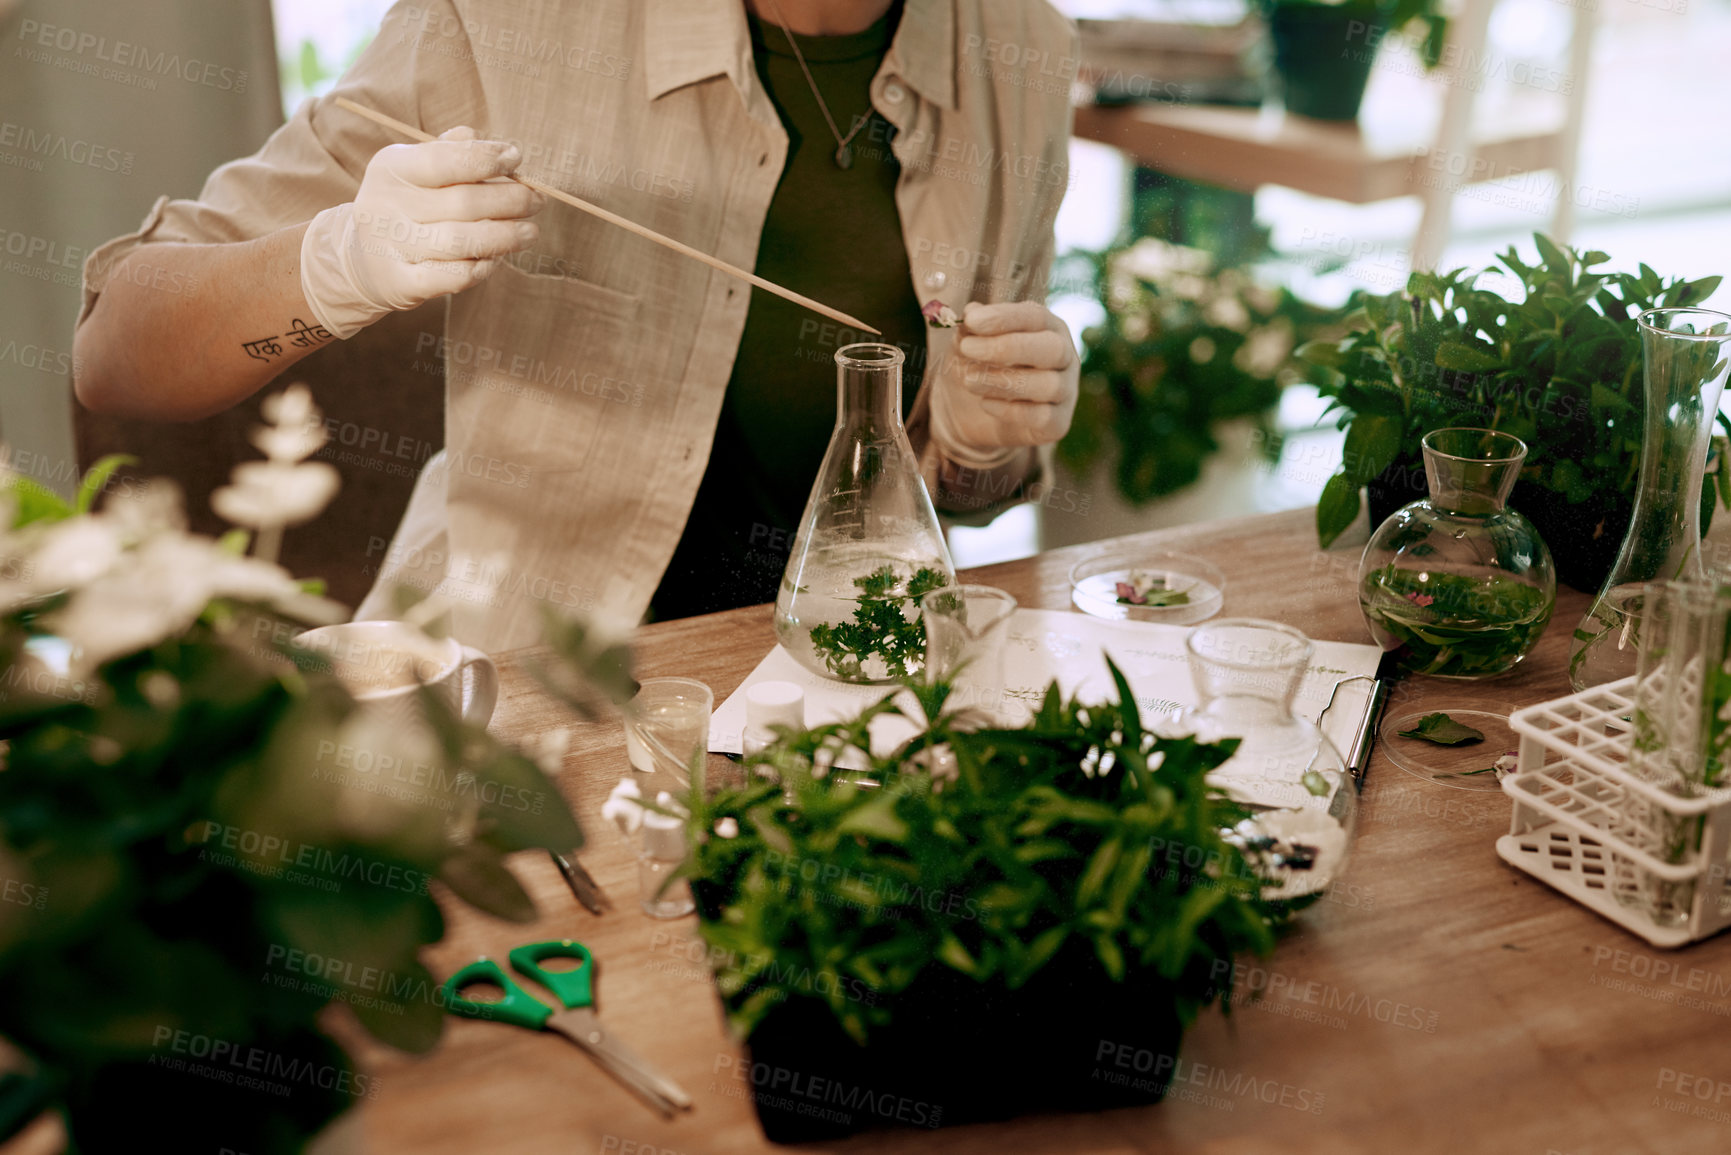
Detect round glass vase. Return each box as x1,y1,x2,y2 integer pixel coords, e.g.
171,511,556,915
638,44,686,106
1358,428,1557,680
1180,619,1356,901
774,343,956,684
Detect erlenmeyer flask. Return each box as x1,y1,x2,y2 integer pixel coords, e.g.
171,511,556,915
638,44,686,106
1570,308,1731,691
775,343,956,684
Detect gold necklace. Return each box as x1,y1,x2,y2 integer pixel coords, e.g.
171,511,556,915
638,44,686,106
760,0,873,169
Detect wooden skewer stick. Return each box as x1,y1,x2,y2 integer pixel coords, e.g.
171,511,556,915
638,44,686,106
333,98,881,335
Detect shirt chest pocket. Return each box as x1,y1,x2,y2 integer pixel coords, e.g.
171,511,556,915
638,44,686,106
443,260,645,478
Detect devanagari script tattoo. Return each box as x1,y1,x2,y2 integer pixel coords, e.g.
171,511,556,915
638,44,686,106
241,318,331,363
286,317,333,348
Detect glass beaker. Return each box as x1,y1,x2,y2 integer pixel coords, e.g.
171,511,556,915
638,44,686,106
1570,308,1731,691
775,343,956,684
921,585,1019,726
623,677,712,793
1180,619,1356,901
1358,428,1556,679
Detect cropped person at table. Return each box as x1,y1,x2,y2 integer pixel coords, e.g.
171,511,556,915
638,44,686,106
72,0,1080,652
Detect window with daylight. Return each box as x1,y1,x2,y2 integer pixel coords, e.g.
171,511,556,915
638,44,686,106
273,0,394,116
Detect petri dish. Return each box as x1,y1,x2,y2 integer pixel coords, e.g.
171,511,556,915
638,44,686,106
1069,549,1225,627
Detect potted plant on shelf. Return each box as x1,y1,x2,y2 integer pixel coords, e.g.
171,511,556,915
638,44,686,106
681,666,1307,1142
1299,235,1727,591
0,387,595,1154
1054,237,1345,542
1260,0,1445,121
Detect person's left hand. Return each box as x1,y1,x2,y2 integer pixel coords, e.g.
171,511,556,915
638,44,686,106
929,301,1079,463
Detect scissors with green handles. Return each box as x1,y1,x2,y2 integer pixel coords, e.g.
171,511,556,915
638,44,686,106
441,939,692,1117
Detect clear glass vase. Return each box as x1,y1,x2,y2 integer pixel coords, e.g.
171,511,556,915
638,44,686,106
1358,428,1556,679
1570,308,1731,691
775,343,956,684
1180,619,1356,901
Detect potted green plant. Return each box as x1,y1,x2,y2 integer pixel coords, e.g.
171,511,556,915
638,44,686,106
1260,0,1445,121
1299,235,1727,591
681,665,1305,1142
0,388,598,1153
1057,238,1344,516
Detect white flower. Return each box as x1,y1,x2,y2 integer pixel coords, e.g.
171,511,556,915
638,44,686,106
601,777,645,835
1116,236,1212,284
1235,321,1294,378
42,535,319,676
212,461,340,529
45,536,217,673
1203,294,1252,333
251,421,328,465
525,728,572,776
1493,751,1520,779
29,518,122,592
714,817,739,839
103,479,186,543
260,383,317,433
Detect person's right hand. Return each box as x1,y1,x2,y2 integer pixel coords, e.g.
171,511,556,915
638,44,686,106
300,126,545,339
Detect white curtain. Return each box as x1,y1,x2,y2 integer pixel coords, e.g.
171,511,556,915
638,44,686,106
0,0,283,493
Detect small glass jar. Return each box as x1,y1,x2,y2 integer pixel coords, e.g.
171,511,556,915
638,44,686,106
1181,619,1356,901
1359,428,1556,679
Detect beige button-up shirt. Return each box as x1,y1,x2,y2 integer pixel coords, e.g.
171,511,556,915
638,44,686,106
80,0,1078,652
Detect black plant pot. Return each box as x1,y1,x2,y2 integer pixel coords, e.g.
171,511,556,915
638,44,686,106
1263,1,1391,121
1509,482,1632,595
713,942,1183,1143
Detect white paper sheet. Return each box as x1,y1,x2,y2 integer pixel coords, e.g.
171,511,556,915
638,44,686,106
710,608,1382,762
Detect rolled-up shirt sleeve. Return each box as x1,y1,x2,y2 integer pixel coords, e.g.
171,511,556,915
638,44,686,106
78,0,488,329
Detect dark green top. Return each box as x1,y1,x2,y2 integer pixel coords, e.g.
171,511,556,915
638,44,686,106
649,2,927,620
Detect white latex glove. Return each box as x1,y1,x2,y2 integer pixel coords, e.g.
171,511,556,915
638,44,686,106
929,301,1080,468
301,126,544,339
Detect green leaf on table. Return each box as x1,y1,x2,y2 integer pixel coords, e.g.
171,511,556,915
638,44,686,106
1397,712,1485,746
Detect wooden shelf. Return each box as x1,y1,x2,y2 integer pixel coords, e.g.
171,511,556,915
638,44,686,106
1073,99,1565,203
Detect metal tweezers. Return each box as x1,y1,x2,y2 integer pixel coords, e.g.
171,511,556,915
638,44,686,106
548,849,612,915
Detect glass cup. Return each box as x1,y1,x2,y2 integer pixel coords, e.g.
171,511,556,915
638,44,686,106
921,585,1018,726
623,678,712,793
1181,618,1356,900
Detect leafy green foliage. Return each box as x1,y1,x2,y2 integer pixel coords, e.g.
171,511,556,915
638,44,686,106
1362,565,1554,677
809,566,949,681
1300,235,1727,546
1396,712,1486,746
1058,242,1348,505
682,661,1296,1047
0,460,596,1152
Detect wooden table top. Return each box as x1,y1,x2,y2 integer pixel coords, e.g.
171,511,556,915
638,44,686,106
340,507,1729,1155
